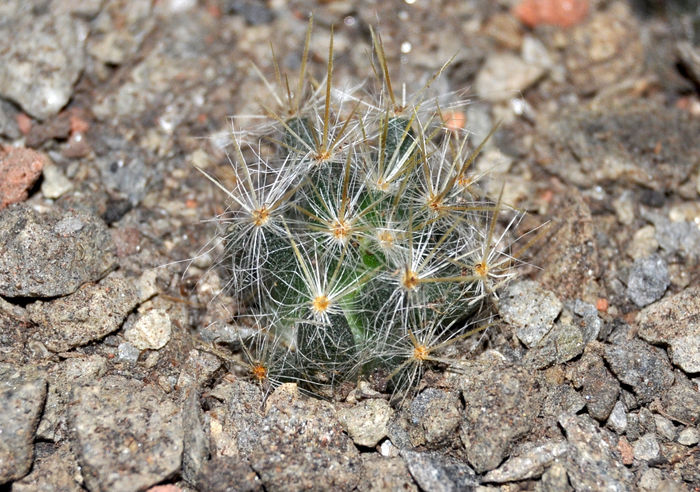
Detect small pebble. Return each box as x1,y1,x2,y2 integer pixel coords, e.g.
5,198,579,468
633,433,660,461
117,341,141,363
607,400,627,434
627,254,669,308
677,427,699,446
124,309,172,350
41,164,73,199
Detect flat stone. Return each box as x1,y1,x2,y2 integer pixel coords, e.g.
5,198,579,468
0,8,86,119
11,443,81,492
483,440,567,483
499,280,562,348
637,286,700,373
0,204,116,298
678,427,699,446
661,383,700,426
245,384,360,491
337,398,393,448
456,359,544,473
28,276,139,352
603,338,674,404
627,254,669,308
475,53,545,102
36,355,108,442
401,450,477,492
69,375,183,492
0,364,47,484
559,414,633,490
357,455,417,492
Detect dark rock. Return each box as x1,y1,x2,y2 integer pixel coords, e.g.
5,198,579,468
36,354,108,442
0,364,47,484
627,254,669,308
603,338,674,404
0,204,117,298
195,456,262,492
401,450,477,492
567,346,620,421
27,276,139,352
69,375,184,491
660,382,700,426
407,388,461,447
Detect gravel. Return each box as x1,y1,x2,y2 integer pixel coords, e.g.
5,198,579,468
1,2,699,490
27,276,139,352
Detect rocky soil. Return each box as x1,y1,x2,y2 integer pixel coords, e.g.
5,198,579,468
0,0,699,491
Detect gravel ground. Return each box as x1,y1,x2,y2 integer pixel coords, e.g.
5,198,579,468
1,1,699,491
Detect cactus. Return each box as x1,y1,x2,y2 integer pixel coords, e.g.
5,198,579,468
202,20,529,399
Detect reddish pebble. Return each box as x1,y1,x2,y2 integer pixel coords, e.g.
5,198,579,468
596,297,609,312
0,146,47,210
69,113,90,135
617,436,634,465
513,0,589,28
16,113,32,135
146,486,181,492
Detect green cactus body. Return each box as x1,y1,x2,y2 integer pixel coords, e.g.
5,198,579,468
212,25,524,399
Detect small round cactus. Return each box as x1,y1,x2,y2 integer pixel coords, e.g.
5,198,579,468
202,21,528,399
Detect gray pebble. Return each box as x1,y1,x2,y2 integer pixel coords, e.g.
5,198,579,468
654,415,676,441
117,341,141,362
627,254,669,308
559,414,633,490
69,375,184,492
0,10,86,119
27,276,139,353
337,398,393,448
475,53,545,102
607,401,628,434
633,433,660,461
0,204,116,298
499,280,562,348
677,427,699,446
401,450,477,492
483,440,567,483
0,364,47,484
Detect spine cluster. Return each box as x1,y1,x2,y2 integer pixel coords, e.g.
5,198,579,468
207,23,524,398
